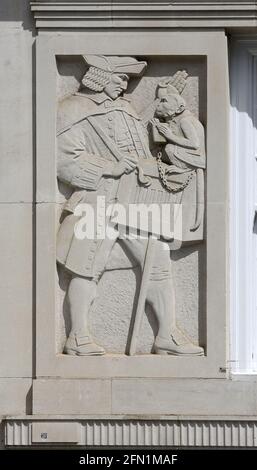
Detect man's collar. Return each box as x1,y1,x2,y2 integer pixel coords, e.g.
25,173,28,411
75,91,131,105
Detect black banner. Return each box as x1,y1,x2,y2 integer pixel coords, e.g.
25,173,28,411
0,448,256,466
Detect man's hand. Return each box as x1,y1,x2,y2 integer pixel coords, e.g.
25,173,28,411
112,155,138,177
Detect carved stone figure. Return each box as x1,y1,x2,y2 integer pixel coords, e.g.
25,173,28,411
152,76,206,234
56,55,204,356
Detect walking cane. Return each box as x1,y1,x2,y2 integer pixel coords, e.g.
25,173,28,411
128,235,156,355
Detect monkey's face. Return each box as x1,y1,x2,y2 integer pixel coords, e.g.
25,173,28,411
155,95,184,119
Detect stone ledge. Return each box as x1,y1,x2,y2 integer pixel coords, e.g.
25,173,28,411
32,378,257,416
30,1,257,29
0,379,32,416
4,418,257,447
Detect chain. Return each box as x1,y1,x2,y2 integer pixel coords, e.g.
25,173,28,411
157,151,194,193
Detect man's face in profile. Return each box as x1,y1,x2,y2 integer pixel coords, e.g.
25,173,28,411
104,73,129,99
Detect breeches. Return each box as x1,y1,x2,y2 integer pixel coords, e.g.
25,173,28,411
91,229,172,283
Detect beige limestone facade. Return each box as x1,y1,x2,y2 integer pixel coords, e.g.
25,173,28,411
1,0,257,448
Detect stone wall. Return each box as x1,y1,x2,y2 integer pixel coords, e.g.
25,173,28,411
0,0,34,417
1,0,257,448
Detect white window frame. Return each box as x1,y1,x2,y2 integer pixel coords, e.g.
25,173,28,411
230,39,257,376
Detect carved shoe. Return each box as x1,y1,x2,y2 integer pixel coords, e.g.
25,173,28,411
64,334,105,356
154,329,204,356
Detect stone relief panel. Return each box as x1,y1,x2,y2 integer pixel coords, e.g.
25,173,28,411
55,55,207,356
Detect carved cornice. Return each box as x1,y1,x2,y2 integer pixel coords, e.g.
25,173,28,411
30,1,257,29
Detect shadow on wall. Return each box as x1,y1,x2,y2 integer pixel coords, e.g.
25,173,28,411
0,421,5,449
0,0,35,33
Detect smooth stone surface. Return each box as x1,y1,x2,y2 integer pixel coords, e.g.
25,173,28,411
0,25,34,202
32,421,79,443
0,204,32,377
33,379,112,415
0,379,32,415
112,378,257,415
32,377,257,416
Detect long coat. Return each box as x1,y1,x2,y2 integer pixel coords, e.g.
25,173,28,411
57,92,205,277
57,91,154,277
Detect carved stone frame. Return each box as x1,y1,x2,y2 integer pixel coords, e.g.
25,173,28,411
35,30,229,380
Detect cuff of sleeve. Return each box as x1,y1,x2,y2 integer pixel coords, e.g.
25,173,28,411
71,158,114,190
71,168,101,190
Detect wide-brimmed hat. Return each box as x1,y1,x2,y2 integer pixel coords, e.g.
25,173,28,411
83,55,147,76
